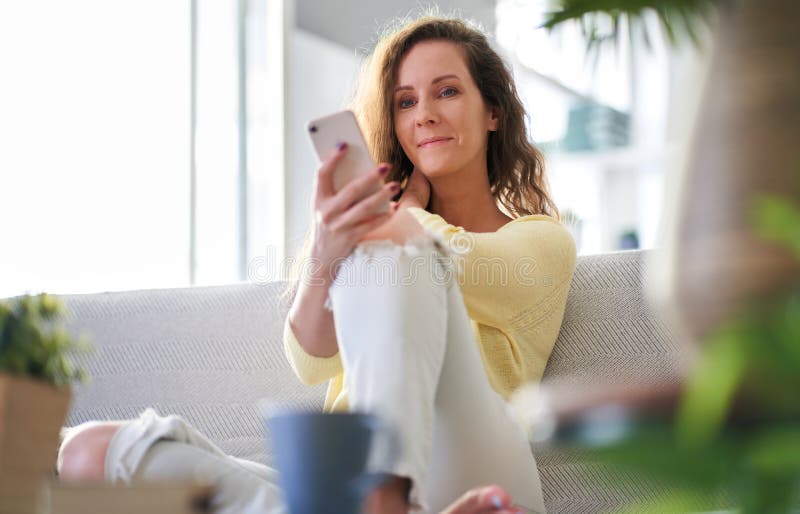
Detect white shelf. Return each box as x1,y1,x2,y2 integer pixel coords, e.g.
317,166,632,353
545,144,678,173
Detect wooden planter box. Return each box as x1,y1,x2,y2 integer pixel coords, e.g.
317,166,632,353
0,373,71,514
45,481,214,514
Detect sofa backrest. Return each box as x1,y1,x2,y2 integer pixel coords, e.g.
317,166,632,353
533,250,689,513
543,249,686,387
60,249,687,501
62,280,319,465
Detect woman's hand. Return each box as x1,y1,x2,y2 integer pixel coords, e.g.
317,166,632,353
441,485,522,514
310,143,400,281
399,167,431,209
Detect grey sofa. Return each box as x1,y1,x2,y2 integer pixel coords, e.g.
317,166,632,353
61,249,688,513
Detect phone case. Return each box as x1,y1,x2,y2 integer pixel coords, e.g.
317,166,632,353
307,110,390,213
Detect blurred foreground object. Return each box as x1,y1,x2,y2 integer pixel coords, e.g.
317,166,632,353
44,481,213,514
520,276,800,512
543,0,800,346
665,0,800,344
0,294,90,514
535,0,800,511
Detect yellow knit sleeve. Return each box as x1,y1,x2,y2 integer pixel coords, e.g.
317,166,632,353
282,317,343,386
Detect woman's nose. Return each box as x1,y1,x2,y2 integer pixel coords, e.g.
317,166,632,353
414,99,439,126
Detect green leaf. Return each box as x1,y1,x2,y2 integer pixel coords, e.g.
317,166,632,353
751,195,800,259
612,490,712,514
747,427,800,475
676,322,748,445
38,292,65,320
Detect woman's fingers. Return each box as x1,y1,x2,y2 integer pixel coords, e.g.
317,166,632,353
313,143,348,204
309,154,398,268
335,181,399,231
327,163,391,216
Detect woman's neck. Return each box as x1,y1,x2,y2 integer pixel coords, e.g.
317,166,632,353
427,167,512,233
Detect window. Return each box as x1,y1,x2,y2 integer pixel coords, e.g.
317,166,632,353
0,0,284,298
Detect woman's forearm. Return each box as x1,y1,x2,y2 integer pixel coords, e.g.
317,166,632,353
288,270,339,358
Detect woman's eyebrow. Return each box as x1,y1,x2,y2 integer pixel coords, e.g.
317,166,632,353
394,74,461,93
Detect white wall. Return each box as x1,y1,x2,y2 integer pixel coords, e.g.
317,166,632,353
283,29,362,268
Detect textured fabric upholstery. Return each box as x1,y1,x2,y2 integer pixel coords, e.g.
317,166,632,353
535,250,690,513
60,249,689,513
62,281,326,467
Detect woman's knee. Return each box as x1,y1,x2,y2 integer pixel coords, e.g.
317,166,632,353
57,421,125,482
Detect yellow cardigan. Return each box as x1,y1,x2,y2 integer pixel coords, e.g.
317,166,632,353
283,207,577,412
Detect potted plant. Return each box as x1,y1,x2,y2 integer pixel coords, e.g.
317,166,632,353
0,293,90,514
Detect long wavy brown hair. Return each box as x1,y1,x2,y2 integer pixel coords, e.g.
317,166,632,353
352,15,559,219
281,15,560,303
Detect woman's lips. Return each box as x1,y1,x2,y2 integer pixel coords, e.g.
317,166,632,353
418,137,452,148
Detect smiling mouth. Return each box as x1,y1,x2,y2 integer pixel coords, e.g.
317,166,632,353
418,138,453,148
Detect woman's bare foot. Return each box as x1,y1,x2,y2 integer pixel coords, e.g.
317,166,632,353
362,476,411,514
441,485,521,514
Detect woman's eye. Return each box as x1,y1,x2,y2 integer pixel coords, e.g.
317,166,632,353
440,87,457,98
398,98,416,109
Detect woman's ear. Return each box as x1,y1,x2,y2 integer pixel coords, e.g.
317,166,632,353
488,106,500,132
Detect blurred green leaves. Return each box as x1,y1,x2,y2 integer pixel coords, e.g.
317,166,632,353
752,194,800,259
571,194,800,512
676,322,748,445
0,294,91,388
541,0,720,52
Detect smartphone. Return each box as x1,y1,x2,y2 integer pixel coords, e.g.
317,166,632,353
307,110,390,214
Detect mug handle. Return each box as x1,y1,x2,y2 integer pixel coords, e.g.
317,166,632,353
350,414,401,497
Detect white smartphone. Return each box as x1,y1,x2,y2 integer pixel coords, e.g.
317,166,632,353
307,110,391,214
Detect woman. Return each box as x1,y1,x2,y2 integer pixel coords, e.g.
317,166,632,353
58,15,575,514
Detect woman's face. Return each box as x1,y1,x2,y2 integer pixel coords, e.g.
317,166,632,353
392,40,498,179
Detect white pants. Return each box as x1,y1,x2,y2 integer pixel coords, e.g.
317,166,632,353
102,235,546,514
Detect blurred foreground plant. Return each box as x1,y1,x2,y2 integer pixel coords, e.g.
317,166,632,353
585,195,800,513
0,293,91,388
542,0,721,51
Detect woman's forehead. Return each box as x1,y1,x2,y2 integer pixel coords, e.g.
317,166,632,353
396,40,469,83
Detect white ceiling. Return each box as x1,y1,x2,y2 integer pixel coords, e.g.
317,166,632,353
295,0,497,53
